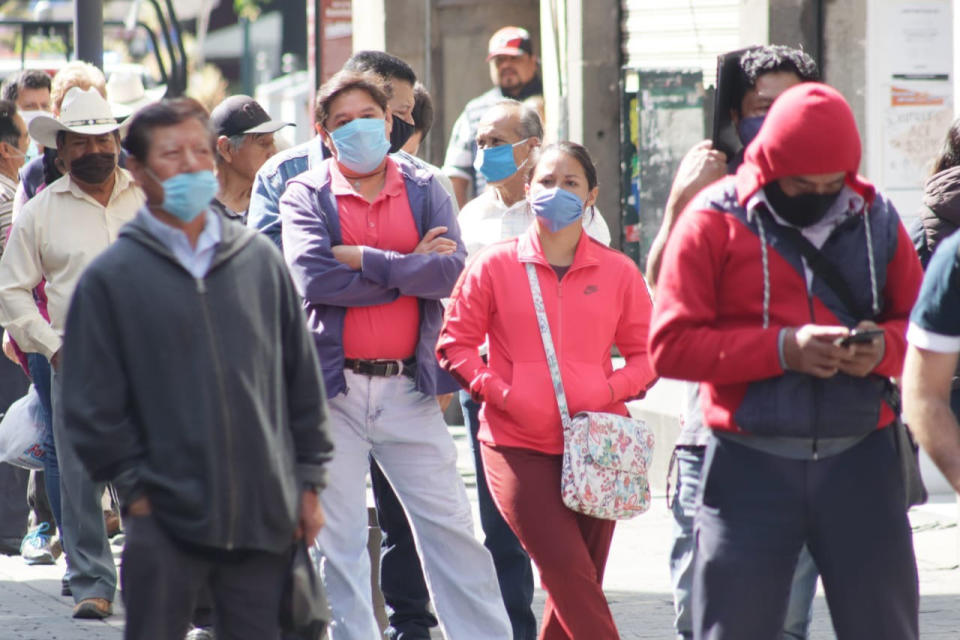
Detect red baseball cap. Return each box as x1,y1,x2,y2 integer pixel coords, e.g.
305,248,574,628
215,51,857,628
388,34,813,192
486,26,533,61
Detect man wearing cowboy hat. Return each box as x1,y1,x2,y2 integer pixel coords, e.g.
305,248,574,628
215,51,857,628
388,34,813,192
106,69,166,121
0,85,144,621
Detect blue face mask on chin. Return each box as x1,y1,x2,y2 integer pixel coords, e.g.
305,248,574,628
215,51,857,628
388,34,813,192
474,138,529,183
737,115,765,148
148,168,219,222
329,118,391,174
529,187,586,233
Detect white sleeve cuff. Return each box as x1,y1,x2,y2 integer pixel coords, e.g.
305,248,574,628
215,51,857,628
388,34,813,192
906,322,960,354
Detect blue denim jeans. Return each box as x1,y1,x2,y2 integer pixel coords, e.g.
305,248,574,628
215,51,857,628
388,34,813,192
27,353,59,531
670,446,818,639
461,391,537,640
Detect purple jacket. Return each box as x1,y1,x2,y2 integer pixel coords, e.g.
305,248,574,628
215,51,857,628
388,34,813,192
279,156,465,398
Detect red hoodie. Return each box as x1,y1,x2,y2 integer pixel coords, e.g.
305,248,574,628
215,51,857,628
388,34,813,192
649,83,922,438
437,225,658,454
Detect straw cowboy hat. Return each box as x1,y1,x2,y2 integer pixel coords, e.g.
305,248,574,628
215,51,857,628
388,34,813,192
29,87,121,148
107,70,167,120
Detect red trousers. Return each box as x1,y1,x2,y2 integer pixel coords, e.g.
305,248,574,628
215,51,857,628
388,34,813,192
481,443,619,640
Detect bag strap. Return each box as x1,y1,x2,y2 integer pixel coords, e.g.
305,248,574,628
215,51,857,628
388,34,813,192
524,262,574,433
774,221,870,321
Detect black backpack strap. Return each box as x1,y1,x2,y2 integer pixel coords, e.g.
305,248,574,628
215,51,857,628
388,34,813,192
773,222,869,321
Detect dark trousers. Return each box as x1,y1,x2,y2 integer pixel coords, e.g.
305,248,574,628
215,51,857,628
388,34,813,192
462,392,536,640
0,356,31,545
0,463,28,543
121,513,288,640
482,443,618,640
693,428,919,640
370,458,437,639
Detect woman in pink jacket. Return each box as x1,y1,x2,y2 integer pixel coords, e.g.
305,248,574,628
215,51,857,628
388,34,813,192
437,142,657,640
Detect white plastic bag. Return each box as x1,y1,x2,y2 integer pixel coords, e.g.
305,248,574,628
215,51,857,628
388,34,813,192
0,385,45,470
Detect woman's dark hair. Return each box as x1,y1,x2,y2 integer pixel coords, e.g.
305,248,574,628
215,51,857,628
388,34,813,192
314,71,388,130
931,117,960,175
528,141,598,191
122,97,213,163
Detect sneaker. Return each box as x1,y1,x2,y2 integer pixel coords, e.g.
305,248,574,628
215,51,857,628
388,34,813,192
185,626,215,640
20,523,58,565
72,597,112,619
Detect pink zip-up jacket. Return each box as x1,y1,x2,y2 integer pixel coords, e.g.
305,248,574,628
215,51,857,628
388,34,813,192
437,225,658,454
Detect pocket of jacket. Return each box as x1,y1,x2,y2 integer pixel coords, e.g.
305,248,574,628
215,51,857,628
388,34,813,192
504,362,558,426
564,364,614,414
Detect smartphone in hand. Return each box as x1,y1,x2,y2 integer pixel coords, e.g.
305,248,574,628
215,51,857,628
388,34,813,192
836,328,884,348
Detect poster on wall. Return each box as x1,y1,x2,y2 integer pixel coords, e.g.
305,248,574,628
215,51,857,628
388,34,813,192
619,69,704,267
883,83,953,189
881,1,953,190
887,2,951,80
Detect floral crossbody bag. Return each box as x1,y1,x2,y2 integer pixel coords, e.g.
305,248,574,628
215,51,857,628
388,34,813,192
524,263,655,520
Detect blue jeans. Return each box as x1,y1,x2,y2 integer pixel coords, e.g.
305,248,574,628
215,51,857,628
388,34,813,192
670,446,818,639
461,391,537,640
27,353,59,532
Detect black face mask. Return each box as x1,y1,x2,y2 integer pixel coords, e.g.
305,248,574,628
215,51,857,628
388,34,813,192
389,117,415,154
764,180,842,227
69,152,117,185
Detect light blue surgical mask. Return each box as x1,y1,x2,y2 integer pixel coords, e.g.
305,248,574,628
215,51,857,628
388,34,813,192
473,138,530,183
529,187,586,233
147,168,219,222
329,118,390,174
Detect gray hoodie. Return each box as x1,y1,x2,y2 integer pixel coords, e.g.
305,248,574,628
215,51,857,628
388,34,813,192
62,211,333,553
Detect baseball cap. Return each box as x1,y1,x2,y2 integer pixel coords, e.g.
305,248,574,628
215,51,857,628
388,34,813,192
486,26,534,61
209,95,293,137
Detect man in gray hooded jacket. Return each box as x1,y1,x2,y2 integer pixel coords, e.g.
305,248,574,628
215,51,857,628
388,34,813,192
60,97,334,640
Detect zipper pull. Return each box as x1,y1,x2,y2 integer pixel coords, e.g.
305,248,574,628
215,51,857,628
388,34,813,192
195,278,206,294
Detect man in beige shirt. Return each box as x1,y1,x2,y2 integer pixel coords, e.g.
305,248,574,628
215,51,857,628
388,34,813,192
0,86,144,620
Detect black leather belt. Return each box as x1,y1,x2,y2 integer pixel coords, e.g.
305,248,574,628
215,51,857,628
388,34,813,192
344,357,416,379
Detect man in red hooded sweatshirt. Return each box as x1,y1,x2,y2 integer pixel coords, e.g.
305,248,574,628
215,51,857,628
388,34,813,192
649,83,922,639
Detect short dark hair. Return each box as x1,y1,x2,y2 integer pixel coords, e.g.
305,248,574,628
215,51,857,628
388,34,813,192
343,51,416,97
0,100,21,149
122,97,214,162
1,69,51,105
734,45,819,115
411,83,434,137
314,71,389,129
528,141,598,191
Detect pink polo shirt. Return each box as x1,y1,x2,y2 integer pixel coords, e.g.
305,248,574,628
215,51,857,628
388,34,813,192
332,158,421,360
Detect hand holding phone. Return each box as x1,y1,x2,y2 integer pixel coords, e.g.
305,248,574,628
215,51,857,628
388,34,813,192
836,328,884,348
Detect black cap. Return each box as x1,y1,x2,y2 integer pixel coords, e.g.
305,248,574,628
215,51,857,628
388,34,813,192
210,95,293,137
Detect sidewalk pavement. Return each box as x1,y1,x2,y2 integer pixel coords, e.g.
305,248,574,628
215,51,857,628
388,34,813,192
0,425,957,639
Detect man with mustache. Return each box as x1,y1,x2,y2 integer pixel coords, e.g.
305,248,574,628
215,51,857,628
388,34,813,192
442,26,542,208
0,86,144,620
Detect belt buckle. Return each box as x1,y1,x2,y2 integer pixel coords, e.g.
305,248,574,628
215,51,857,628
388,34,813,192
393,359,403,377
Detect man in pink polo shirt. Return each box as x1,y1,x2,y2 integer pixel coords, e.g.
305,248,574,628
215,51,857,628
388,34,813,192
279,70,510,640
